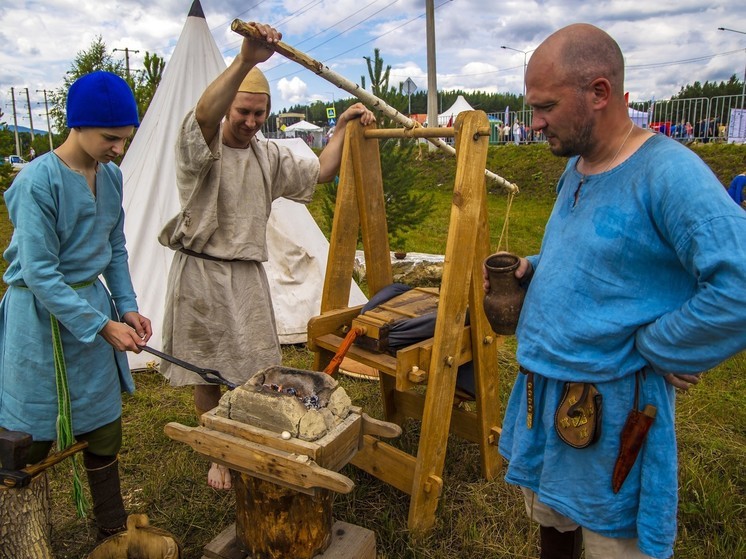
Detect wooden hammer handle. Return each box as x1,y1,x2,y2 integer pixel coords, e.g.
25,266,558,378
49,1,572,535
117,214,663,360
23,440,88,477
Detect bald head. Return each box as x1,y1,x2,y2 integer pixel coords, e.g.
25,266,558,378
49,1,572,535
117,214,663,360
532,23,625,97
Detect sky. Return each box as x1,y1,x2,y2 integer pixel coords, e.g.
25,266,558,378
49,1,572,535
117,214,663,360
1,0,744,133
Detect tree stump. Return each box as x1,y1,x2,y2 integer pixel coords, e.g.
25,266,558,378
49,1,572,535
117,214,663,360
233,472,332,559
0,473,52,559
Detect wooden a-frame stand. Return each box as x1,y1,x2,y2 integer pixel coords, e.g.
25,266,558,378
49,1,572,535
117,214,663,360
308,111,504,534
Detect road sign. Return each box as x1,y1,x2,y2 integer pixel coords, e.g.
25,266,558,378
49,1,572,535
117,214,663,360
326,107,336,119
328,118,336,127
404,78,418,95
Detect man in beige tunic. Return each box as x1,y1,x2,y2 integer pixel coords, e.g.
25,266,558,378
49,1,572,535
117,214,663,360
158,23,375,489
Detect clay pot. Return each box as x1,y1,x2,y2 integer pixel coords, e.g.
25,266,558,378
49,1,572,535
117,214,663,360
482,253,526,335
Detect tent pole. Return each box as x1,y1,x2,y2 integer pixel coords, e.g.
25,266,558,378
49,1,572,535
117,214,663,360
230,19,519,194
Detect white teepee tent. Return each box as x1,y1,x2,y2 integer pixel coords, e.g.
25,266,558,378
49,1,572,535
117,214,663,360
424,95,475,126
120,1,366,370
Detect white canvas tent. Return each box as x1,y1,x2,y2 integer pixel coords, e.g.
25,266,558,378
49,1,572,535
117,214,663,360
426,95,475,126
284,120,322,134
120,0,366,370
283,120,323,148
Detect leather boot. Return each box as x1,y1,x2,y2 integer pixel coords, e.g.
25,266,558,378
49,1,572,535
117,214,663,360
84,452,127,540
539,526,583,559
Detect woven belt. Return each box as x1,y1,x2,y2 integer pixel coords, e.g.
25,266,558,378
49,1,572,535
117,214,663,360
179,247,242,263
519,366,535,429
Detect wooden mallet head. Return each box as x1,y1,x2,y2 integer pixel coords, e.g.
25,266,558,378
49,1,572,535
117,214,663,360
0,430,33,471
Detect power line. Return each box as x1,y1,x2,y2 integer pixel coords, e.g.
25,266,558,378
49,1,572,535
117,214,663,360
258,0,402,77
265,0,454,84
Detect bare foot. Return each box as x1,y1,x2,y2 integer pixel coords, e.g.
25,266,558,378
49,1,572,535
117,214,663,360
207,463,232,490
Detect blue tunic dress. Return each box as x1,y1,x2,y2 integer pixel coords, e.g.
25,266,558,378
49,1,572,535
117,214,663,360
499,134,746,558
0,153,138,441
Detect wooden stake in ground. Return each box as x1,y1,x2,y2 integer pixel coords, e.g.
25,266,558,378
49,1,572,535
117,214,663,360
230,19,519,195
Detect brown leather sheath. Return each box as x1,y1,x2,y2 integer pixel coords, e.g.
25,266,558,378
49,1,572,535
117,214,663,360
611,404,656,493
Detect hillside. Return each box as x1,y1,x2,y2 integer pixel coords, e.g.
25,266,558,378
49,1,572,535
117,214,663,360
308,140,744,257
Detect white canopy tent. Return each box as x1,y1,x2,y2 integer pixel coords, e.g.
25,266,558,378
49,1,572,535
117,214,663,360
120,0,366,370
283,119,323,147
284,120,322,134
426,95,475,126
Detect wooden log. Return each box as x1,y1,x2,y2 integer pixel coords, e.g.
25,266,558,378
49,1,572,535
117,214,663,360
0,473,52,559
233,473,332,559
230,19,519,194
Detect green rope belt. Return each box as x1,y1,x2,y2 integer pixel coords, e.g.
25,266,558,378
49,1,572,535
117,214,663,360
47,278,96,518
51,315,88,517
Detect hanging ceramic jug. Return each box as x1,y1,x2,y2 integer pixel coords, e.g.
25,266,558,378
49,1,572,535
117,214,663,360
483,252,526,335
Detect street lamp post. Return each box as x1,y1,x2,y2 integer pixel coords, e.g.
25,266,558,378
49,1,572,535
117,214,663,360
501,45,529,119
718,27,746,110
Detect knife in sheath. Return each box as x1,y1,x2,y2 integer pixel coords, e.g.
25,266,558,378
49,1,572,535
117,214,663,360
612,404,656,493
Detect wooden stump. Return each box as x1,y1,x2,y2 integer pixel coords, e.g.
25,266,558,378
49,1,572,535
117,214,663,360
0,473,52,559
233,472,333,559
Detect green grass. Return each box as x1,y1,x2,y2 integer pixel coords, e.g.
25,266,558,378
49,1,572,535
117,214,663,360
1,143,744,558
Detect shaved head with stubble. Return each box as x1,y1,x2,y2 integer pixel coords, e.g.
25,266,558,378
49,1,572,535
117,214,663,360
526,23,635,163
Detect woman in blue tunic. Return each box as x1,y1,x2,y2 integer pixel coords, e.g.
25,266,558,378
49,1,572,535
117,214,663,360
0,71,151,540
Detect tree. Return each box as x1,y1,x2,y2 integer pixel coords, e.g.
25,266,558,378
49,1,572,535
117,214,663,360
134,52,166,116
673,74,743,99
319,48,434,253
49,36,125,139
48,37,165,145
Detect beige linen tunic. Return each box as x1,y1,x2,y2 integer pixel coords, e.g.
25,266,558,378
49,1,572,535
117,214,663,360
158,110,320,386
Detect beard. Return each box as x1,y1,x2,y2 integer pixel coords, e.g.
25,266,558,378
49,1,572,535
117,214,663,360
547,94,594,158
549,119,594,158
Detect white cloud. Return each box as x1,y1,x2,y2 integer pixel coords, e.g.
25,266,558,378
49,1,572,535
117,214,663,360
0,0,744,126
277,76,310,106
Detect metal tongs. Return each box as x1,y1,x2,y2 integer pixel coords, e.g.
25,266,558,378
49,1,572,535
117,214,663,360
141,345,237,389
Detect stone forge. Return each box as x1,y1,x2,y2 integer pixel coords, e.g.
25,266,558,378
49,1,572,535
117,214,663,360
216,366,352,441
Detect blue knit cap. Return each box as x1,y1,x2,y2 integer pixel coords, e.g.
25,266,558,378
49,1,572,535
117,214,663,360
66,71,139,128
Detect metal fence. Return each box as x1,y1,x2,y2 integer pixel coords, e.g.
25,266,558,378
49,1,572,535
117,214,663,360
486,94,746,145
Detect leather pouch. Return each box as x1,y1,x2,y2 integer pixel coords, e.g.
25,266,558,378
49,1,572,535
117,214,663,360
554,382,603,449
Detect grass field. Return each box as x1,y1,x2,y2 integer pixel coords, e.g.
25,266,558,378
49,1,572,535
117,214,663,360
0,142,743,558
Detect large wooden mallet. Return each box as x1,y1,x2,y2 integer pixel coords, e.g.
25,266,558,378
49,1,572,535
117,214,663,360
0,430,88,488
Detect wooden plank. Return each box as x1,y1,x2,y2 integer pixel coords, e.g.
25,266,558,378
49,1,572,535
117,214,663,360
394,325,474,390
320,132,361,313
317,520,376,559
164,423,354,494
200,410,363,472
469,201,505,479
203,524,244,559
307,306,364,351
348,121,392,296
390,389,481,443
408,110,491,534
203,520,375,559
314,334,398,375
350,435,416,495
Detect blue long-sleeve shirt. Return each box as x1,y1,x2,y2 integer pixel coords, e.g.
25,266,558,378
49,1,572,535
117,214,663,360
500,134,746,558
0,153,138,440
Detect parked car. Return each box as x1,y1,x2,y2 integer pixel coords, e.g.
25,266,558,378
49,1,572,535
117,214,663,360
5,155,28,170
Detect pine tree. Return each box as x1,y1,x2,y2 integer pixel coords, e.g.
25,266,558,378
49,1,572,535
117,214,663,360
319,48,434,253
